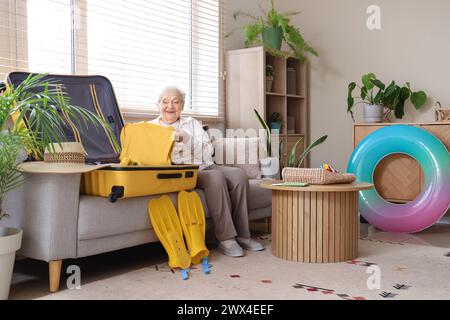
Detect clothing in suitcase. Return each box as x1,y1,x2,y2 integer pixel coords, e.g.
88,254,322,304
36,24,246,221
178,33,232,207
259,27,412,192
7,72,199,202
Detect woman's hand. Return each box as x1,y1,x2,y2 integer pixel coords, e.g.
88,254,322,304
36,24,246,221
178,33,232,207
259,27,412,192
175,129,191,144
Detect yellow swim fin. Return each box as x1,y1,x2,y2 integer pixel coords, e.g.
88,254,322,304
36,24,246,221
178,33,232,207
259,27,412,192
178,191,210,274
148,195,191,279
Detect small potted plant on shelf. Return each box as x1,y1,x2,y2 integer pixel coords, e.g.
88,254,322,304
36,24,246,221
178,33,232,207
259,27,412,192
347,73,428,123
231,0,318,62
0,74,118,300
266,65,274,92
269,112,282,132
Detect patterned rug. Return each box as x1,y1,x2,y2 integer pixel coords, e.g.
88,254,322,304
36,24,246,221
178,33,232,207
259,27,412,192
39,235,450,300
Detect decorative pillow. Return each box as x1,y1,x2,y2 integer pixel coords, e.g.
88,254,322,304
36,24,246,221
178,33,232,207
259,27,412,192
212,137,262,179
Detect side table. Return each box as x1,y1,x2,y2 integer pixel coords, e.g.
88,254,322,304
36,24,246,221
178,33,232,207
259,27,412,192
259,181,374,263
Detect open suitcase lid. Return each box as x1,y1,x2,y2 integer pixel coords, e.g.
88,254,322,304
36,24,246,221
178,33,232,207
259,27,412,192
7,72,124,163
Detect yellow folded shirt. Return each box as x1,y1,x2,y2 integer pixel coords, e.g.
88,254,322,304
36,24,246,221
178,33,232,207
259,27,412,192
119,122,175,166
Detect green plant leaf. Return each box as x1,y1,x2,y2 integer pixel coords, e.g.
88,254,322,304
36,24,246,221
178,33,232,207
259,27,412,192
371,79,386,90
244,22,264,47
347,82,356,121
254,108,272,157
373,89,384,104
393,87,410,119
287,137,304,167
360,86,368,101
411,91,427,110
347,82,356,108
362,73,376,90
383,81,397,98
233,10,259,21
296,135,328,168
400,86,411,100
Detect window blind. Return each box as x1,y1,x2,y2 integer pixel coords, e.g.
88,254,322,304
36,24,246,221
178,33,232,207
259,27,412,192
0,0,224,119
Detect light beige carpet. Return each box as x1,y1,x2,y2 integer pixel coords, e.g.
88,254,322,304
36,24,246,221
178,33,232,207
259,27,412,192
39,236,450,300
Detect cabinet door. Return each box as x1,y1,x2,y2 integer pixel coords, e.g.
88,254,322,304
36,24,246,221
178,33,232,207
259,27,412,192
423,124,450,149
354,125,422,203
225,48,265,131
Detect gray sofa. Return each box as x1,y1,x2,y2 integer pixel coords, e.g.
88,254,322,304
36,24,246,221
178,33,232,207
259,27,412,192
2,172,272,292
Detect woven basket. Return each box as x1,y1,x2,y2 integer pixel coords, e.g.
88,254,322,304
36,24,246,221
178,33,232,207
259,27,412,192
282,167,356,185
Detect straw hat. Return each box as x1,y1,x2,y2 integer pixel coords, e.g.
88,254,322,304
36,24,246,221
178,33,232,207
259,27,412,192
19,142,110,174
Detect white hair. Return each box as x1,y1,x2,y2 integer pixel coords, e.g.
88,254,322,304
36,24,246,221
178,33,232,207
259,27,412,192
157,86,186,104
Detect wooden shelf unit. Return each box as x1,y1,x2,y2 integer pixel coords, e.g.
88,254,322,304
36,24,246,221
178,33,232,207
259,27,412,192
225,46,309,167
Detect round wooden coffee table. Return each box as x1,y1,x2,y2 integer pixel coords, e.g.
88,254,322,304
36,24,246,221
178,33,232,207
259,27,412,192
259,181,374,263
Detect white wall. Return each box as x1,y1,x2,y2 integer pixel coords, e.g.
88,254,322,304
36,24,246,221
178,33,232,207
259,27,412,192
225,0,450,170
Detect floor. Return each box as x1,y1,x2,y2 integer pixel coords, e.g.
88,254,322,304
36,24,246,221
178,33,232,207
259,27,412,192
9,220,450,300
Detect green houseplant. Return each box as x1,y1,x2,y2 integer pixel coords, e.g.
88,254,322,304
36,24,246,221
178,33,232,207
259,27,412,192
254,108,281,178
0,73,119,158
347,73,428,122
266,64,274,92
0,73,119,299
269,112,282,132
254,108,272,157
287,135,328,168
232,0,318,62
0,132,24,300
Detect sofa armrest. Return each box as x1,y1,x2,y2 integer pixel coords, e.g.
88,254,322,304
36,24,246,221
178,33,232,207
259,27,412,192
2,173,81,262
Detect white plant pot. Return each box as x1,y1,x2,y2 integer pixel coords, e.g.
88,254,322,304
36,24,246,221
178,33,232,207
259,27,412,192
260,157,280,179
364,104,384,123
266,77,274,92
0,228,22,300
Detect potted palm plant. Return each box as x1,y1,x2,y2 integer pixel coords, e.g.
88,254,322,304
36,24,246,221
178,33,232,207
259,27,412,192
0,73,118,299
0,132,23,300
232,0,318,61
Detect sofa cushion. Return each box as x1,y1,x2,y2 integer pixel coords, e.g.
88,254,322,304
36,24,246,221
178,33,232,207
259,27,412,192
248,179,272,210
78,190,209,241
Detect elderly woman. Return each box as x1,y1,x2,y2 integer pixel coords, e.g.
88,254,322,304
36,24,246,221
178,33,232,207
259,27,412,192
150,86,264,257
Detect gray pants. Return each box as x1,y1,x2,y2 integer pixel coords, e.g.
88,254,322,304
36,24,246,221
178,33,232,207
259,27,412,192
196,165,251,241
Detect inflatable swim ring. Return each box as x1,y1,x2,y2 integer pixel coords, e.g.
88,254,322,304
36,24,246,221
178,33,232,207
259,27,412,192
348,125,450,233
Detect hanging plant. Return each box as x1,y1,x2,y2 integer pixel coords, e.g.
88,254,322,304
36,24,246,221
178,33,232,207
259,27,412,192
230,0,318,62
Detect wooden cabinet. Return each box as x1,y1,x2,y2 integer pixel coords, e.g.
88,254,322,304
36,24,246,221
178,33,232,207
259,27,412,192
225,46,309,167
353,122,450,203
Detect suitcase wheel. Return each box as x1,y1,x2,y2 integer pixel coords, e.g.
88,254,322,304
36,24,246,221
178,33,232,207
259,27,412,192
109,186,125,203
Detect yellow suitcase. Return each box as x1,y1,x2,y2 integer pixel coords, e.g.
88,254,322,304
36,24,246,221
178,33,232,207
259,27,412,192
82,164,199,203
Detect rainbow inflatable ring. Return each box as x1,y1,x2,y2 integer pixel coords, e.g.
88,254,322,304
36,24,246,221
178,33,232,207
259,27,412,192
348,125,450,233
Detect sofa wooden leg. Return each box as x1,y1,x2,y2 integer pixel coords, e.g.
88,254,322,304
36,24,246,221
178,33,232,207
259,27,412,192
49,260,62,293
267,217,272,234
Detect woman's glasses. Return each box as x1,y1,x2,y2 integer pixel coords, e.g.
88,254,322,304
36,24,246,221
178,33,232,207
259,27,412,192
160,98,182,108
